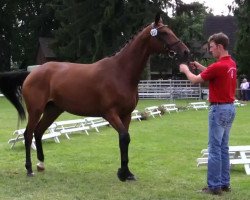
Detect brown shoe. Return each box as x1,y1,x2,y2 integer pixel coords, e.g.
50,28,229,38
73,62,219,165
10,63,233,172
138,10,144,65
201,187,222,195
221,186,231,192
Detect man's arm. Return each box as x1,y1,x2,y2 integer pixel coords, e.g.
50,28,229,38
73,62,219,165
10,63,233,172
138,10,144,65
179,64,204,84
191,61,206,72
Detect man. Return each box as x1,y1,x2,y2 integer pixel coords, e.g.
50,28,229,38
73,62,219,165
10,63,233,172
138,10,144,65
179,32,237,195
240,78,249,101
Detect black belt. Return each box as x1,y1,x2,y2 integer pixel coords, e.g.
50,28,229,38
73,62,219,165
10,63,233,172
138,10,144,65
210,102,233,105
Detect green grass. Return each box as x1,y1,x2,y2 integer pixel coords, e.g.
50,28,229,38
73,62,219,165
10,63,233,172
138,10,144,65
0,97,250,200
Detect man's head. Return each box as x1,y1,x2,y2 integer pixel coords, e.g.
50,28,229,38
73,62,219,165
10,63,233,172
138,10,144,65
208,32,229,59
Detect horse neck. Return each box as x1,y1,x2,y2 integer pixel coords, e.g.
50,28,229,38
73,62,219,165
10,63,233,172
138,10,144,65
114,31,151,85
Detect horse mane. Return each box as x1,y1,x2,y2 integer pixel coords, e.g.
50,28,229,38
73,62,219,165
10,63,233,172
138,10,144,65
110,24,151,57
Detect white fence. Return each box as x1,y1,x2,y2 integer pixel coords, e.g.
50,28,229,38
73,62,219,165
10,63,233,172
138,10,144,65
138,80,202,100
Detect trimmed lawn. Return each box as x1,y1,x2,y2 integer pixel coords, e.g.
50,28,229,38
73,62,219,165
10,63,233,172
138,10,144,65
0,97,250,200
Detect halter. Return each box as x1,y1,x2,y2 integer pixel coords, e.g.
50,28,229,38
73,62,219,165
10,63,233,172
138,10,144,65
150,24,181,58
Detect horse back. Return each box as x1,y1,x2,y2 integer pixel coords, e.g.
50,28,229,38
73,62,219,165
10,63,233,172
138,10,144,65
22,61,138,117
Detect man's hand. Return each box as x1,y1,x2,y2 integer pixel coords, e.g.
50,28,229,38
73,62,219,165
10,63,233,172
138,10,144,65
179,63,190,74
189,61,206,72
179,63,204,84
189,61,197,70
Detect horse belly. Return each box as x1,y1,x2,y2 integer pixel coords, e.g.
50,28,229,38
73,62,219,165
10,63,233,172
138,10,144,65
64,101,103,116
52,90,102,116
53,88,136,117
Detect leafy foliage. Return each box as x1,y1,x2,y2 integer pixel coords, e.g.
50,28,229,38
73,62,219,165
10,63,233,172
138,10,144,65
233,0,250,78
51,0,171,63
0,0,208,75
0,0,59,71
151,1,208,79
0,0,18,71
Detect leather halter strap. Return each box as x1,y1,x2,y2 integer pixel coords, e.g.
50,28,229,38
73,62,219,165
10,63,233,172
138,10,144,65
150,24,181,57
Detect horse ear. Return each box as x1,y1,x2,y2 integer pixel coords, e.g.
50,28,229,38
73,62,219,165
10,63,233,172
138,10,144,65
155,12,162,25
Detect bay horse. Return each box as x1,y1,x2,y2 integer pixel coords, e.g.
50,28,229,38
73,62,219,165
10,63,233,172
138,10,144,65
0,14,189,181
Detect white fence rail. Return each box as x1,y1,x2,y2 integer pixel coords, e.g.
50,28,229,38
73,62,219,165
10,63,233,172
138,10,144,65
138,80,201,100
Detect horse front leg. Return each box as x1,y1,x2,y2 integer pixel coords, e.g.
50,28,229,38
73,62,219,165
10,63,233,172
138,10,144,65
106,113,136,181
117,131,135,181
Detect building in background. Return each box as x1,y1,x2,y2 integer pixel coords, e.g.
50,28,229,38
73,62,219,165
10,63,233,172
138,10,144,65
36,37,56,65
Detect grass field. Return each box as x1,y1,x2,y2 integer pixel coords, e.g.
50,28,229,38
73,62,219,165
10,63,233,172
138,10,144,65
0,97,250,200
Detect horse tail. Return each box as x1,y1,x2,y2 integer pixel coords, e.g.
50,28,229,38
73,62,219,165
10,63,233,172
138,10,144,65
0,71,30,120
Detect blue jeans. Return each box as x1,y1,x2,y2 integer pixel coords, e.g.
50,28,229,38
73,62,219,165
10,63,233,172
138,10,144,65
207,104,236,190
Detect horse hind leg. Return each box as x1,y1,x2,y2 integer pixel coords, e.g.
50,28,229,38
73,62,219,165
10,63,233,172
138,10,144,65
34,102,63,172
24,111,43,176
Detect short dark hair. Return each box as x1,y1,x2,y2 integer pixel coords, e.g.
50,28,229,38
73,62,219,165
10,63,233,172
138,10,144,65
208,32,229,50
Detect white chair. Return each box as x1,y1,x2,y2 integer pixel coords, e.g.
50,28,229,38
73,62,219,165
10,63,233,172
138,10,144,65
197,146,250,175
234,100,246,107
84,117,110,132
161,104,178,114
145,106,162,118
53,119,89,139
131,110,142,121
8,124,60,150
188,102,208,110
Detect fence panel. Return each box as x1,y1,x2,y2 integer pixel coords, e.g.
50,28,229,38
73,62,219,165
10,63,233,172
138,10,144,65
138,80,201,100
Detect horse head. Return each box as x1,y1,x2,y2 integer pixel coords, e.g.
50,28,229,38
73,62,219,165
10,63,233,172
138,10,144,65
148,13,190,62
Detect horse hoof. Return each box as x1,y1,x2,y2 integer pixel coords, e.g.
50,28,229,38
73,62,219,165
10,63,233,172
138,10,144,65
27,172,35,177
36,165,45,172
117,168,136,182
126,174,136,181
37,165,45,172
37,162,45,172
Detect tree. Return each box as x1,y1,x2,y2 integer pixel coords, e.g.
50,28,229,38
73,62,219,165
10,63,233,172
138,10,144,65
13,0,58,67
52,0,129,62
0,1,18,71
0,0,207,76
0,0,58,71
150,0,208,79
233,0,250,78
172,1,208,55
51,0,173,63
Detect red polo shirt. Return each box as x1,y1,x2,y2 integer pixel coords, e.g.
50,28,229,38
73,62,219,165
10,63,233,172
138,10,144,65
200,56,237,103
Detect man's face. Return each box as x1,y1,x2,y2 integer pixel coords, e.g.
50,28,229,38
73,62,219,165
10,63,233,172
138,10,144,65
209,41,220,59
